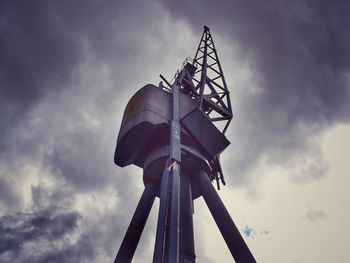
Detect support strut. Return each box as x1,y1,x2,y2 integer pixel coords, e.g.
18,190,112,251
179,172,196,262
114,182,158,263
192,170,256,263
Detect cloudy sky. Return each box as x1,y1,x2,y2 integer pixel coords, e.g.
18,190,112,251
1,0,349,262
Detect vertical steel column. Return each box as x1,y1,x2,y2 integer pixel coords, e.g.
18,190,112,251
168,164,180,263
179,172,196,262
153,168,171,263
153,84,181,263
192,170,256,263
168,84,181,263
170,84,181,162
114,182,158,263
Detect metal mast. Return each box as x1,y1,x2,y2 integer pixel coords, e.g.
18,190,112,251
177,26,232,134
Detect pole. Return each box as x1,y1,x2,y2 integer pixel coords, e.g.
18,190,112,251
153,167,171,263
192,170,256,263
179,172,196,262
153,84,181,263
115,182,158,263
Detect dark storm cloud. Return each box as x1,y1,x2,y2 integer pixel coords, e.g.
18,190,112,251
0,0,173,190
0,1,79,152
0,177,20,208
159,0,350,184
0,184,97,262
0,0,171,261
0,0,140,154
28,234,94,263
0,0,154,190
0,0,99,208
0,209,90,263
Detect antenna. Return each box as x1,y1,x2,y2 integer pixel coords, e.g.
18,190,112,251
113,26,256,263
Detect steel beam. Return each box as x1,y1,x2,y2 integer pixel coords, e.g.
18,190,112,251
192,170,256,263
179,172,196,262
153,83,181,263
114,183,158,263
153,168,171,263
168,165,180,263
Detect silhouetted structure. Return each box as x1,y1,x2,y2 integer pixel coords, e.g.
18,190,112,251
113,26,256,263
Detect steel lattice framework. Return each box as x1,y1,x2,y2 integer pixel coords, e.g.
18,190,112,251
173,26,232,134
